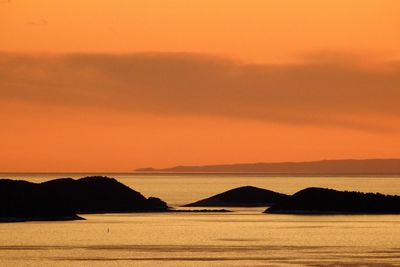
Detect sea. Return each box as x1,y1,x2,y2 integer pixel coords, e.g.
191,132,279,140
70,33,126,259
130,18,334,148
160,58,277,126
1,173,400,267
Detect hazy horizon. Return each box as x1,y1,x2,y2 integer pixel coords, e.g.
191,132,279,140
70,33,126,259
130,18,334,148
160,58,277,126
0,157,399,174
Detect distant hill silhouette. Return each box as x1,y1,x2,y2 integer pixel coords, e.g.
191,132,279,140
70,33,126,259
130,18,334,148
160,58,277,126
0,176,168,222
136,159,400,174
265,187,400,214
183,186,289,207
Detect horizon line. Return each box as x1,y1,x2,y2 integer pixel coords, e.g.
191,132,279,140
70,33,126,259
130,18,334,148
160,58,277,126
2,158,400,175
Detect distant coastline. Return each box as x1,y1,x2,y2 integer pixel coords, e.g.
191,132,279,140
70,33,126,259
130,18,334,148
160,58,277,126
136,159,400,175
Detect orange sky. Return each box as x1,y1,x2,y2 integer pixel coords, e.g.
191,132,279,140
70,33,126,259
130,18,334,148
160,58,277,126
1,0,400,172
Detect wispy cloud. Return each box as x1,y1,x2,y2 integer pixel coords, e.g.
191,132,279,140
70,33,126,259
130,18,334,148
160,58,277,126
26,19,48,26
1,52,399,130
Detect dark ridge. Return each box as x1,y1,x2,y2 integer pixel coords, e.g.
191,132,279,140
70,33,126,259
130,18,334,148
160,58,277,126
183,186,289,207
136,159,400,174
0,176,168,222
168,209,232,213
265,187,400,214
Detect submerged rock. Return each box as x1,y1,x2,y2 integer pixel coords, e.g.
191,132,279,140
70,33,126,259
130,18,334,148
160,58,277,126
169,209,232,213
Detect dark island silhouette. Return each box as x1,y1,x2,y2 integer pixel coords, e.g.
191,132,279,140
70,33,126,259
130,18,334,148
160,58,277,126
136,159,400,174
4,175,400,221
265,187,400,214
183,186,289,207
0,176,168,222
170,208,232,213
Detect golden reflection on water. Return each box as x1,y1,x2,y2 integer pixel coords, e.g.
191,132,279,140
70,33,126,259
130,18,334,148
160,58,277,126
1,212,400,266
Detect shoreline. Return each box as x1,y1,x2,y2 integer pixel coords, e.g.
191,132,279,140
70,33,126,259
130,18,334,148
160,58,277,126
0,215,84,223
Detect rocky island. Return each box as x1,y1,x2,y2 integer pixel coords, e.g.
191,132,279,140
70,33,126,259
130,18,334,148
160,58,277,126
184,186,289,207
0,176,168,222
265,187,400,214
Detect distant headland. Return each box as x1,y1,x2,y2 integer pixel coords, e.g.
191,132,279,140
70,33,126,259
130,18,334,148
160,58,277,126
136,159,400,174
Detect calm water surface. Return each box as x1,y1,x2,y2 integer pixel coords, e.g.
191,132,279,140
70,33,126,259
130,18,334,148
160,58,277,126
1,173,400,266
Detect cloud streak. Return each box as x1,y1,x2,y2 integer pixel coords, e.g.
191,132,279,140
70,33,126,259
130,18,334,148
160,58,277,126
26,19,48,26
1,52,400,130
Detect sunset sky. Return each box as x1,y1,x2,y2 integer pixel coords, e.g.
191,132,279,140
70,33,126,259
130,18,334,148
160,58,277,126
1,0,400,172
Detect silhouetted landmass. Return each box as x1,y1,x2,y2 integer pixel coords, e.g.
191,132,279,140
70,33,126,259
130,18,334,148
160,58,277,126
0,176,168,222
136,159,400,174
265,187,400,214
183,186,289,207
